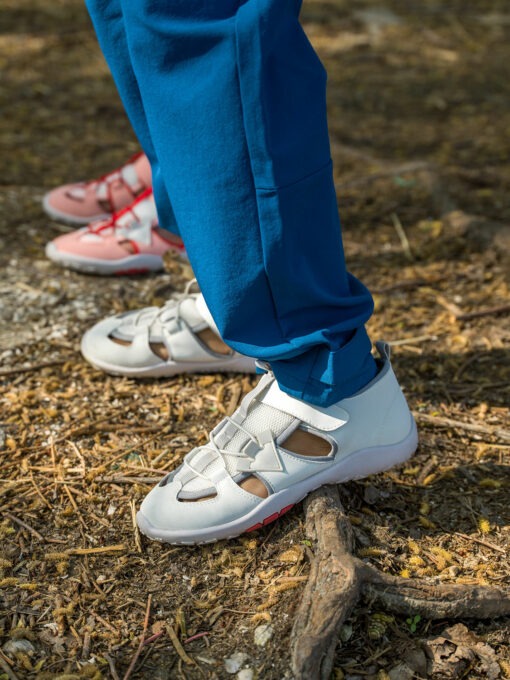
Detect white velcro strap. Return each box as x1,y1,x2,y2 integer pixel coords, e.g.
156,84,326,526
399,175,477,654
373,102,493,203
195,294,222,337
117,221,152,246
262,381,349,432
121,164,140,188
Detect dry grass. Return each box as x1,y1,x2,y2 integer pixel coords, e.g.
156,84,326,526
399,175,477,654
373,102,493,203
0,0,509,678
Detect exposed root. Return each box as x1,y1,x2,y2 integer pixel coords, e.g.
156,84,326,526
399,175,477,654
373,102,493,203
291,485,510,680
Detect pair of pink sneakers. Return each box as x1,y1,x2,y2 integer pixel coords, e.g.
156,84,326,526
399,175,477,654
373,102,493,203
44,153,185,275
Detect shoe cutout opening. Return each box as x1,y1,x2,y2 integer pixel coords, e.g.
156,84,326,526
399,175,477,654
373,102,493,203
118,239,138,255
197,327,232,355
107,333,170,360
282,428,333,457
179,492,218,503
238,475,269,499
178,475,269,502
107,327,231,359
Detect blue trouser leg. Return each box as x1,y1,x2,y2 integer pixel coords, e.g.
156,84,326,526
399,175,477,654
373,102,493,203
86,0,377,407
85,0,179,234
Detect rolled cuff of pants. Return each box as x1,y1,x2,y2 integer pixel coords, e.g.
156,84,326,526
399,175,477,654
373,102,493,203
270,326,376,407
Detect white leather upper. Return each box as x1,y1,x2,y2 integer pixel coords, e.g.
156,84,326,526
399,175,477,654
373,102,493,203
140,344,415,532
82,292,232,369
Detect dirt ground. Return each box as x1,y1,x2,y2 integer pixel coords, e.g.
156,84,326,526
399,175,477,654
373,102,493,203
1,0,509,678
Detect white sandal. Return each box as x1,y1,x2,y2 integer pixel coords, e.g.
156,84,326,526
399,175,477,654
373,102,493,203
137,342,418,544
80,283,256,377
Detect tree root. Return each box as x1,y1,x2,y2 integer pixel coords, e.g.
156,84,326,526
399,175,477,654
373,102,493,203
290,485,510,680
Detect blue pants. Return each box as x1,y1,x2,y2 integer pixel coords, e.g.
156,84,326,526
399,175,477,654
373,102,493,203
85,0,377,406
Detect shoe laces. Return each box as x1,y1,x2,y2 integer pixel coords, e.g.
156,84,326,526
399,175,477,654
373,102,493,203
89,187,154,236
180,375,273,482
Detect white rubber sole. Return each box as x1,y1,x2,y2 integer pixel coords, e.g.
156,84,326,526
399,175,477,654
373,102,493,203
136,417,418,545
80,337,257,377
43,193,110,226
45,241,164,276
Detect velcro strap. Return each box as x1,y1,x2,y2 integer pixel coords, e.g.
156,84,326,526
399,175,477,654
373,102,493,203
262,382,348,432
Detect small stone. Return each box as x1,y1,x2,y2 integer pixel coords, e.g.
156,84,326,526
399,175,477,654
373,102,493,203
388,663,414,680
237,669,254,680
339,623,353,642
225,652,248,674
3,639,36,655
254,624,273,647
0,429,5,450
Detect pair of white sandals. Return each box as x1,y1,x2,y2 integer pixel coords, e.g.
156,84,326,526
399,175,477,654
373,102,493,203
82,284,418,544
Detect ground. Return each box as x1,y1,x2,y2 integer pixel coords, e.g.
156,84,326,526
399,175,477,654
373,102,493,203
0,1,509,679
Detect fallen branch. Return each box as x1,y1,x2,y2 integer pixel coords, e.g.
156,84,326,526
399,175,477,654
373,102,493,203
290,486,510,680
0,360,68,377
413,413,510,442
456,303,510,321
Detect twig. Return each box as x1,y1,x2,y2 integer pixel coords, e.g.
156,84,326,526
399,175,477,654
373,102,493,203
0,360,68,377
391,212,414,261
454,532,506,555
456,303,510,321
81,631,91,661
436,294,463,318
67,544,126,556
0,655,19,680
183,632,209,644
143,632,165,646
29,473,53,510
122,594,152,680
373,277,445,294
63,484,89,532
388,334,438,347
87,431,170,477
96,476,161,485
104,654,121,680
167,622,195,666
413,412,510,441
436,296,510,322
130,499,143,554
4,512,45,542
94,613,120,635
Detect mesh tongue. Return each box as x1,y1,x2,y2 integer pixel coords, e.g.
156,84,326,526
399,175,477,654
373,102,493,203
181,393,295,494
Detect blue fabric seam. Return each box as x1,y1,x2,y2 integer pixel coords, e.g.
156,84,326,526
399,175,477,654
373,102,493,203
254,158,333,193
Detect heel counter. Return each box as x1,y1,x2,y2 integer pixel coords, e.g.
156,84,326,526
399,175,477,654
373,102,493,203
379,367,415,443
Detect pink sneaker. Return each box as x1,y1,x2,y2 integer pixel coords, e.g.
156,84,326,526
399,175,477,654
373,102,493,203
45,188,186,275
43,152,152,226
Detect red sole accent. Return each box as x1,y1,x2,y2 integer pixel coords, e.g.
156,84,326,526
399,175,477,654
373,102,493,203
115,268,150,276
245,504,295,534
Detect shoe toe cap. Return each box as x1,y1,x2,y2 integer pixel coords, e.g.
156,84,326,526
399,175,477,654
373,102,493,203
81,318,163,370
44,184,103,221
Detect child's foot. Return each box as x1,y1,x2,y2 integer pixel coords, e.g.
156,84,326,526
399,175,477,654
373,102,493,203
43,152,152,226
45,188,185,275
81,283,256,376
136,342,418,544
